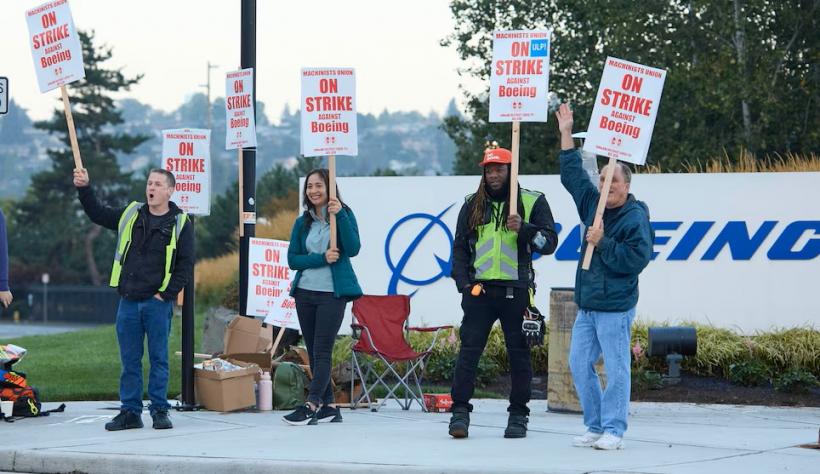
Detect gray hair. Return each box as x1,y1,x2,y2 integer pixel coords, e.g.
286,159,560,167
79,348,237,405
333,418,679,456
603,161,632,184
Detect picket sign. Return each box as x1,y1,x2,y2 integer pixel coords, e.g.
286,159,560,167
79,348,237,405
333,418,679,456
489,30,552,215
300,68,358,246
225,68,257,237
580,57,666,270
26,0,86,169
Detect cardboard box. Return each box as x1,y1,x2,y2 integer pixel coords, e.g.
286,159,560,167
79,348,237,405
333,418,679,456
223,316,273,354
195,359,259,412
226,352,273,383
423,393,453,413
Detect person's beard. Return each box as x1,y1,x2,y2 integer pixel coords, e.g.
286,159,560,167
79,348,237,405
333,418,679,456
484,178,509,201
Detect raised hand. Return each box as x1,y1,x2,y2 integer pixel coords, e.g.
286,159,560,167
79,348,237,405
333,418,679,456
555,102,574,135
73,168,90,187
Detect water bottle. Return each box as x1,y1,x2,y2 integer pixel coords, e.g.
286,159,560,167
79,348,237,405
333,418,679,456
257,372,273,411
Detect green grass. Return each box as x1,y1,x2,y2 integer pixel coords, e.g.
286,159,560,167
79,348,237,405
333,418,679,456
5,312,505,403
7,310,206,402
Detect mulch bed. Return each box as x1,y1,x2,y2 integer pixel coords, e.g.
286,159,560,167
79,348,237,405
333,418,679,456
473,373,820,407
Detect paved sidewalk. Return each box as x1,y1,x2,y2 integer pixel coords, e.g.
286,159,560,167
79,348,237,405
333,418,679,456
0,399,817,473
0,322,100,339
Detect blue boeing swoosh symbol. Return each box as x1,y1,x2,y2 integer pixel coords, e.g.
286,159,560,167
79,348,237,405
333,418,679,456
385,204,456,296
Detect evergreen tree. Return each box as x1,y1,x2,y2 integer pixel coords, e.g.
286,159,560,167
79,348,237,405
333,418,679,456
10,31,147,285
443,0,819,173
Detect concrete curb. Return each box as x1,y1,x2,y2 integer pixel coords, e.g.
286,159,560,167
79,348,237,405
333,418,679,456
0,449,557,474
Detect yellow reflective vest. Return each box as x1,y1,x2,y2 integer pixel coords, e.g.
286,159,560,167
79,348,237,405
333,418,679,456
471,190,539,281
109,202,188,292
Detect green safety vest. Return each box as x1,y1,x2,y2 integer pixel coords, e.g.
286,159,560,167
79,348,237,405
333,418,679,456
470,190,539,281
109,202,188,292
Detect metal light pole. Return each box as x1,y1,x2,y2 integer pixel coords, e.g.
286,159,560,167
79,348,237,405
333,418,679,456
238,0,257,317
200,61,219,130
41,273,50,324
179,217,197,409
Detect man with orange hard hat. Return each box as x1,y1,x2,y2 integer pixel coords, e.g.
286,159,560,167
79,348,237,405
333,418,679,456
448,142,558,439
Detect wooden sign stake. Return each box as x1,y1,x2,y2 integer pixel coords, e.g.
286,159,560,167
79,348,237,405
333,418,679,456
581,156,617,270
328,154,338,249
60,85,83,169
509,121,520,215
238,148,244,237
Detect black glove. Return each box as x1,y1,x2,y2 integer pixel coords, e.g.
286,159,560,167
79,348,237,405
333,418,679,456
522,305,545,349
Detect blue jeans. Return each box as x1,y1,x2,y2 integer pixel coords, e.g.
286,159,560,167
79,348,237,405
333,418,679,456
568,307,635,437
116,297,173,415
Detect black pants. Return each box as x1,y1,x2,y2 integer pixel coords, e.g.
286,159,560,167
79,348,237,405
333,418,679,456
294,288,347,406
451,285,532,415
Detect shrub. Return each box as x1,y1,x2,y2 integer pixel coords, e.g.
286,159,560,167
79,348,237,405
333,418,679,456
752,328,820,375
632,369,663,391
774,369,819,394
681,323,747,377
728,360,771,387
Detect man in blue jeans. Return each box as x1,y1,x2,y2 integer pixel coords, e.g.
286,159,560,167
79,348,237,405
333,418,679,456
554,103,654,450
74,167,193,431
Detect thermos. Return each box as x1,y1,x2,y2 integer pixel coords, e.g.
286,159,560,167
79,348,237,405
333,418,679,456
257,371,273,411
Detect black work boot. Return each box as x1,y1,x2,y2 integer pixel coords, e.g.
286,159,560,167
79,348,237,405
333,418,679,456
504,413,528,438
448,409,470,439
151,410,173,429
105,410,144,431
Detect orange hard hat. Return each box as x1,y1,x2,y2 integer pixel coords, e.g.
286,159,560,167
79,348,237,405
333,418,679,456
479,147,512,167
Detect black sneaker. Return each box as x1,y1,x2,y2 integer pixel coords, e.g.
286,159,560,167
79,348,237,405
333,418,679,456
448,409,470,439
282,404,318,426
151,410,173,430
105,410,144,431
504,413,528,438
316,405,343,423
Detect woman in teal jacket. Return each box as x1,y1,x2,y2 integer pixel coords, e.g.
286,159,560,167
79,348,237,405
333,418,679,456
283,169,362,426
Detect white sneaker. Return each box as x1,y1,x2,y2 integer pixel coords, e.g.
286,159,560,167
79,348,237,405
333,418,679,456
572,430,603,447
593,432,624,450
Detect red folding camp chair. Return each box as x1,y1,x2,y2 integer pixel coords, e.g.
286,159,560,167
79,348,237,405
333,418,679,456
350,295,452,411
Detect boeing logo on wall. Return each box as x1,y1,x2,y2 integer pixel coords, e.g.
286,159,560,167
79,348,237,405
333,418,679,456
384,206,820,295
385,204,455,296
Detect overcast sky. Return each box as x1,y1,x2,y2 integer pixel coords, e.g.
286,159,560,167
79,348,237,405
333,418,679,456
3,0,481,122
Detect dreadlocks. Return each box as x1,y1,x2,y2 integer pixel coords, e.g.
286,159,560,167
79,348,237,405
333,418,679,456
467,172,524,231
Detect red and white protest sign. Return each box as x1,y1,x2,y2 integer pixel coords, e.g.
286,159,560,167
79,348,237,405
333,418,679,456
161,129,211,216
25,0,85,93
489,30,551,122
300,68,358,157
583,57,667,166
225,68,257,150
246,238,300,331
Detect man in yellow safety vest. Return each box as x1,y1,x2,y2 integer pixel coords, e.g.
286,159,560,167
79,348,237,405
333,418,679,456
74,167,193,432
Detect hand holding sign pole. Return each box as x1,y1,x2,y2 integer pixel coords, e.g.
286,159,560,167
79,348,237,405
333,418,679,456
26,1,86,169
300,68,358,248
580,57,667,270
489,30,552,215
